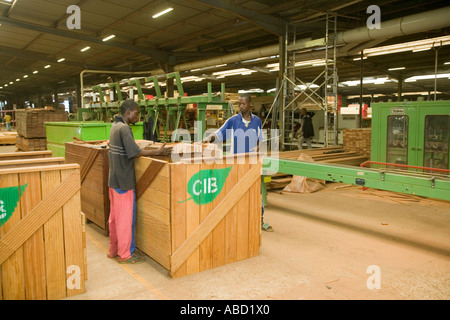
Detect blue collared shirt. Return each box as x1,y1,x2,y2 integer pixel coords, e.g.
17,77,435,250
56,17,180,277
215,112,262,154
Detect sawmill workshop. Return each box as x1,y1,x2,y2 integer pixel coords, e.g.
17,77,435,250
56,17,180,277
0,0,449,304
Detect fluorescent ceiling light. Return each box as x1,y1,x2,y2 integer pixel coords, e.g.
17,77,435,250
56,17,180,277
102,34,115,42
444,62,450,65
152,7,173,18
81,46,90,52
44,65,51,68
405,73,450,81
57,58,65,62
23,75,28,78
353,56,367,61
16,79,20,81
360,35,450,57
33,70,38,74
9,81,13,84
388,67,405,71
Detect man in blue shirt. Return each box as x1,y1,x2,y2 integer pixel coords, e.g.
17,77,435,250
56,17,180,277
200,93,273,231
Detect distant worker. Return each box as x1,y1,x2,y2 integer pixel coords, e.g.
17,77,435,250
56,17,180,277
4,114,12,131
297,108,315,149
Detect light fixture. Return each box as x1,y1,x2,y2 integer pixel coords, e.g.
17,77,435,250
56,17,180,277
102,34,115,42
16,79,20,82
57,58,65,62
388,67,405,71
33,70,38,74
81,46,90,52
9,81,13,84
23,75,28,78
444,62,450,65
44,65,51,68
152,7,173,18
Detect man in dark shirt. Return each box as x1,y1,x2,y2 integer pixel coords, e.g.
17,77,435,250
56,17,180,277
298,108,315,149
108,100,171,264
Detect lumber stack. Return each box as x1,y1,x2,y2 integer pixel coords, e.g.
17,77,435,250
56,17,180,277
0,162,86,300
15,108,68,151
267,146,369,190
343,128,372,158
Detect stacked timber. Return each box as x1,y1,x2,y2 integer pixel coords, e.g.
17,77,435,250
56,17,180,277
267,146,369,190
15,108,68,151
343,128,372,158
0,161,86,300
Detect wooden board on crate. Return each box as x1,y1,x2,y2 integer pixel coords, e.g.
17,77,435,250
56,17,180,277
0,150,52,161
0,132,17,145
15,108,68,139
65,141,110,235
0,163,85,300
16,135,47,151
134,153,262,278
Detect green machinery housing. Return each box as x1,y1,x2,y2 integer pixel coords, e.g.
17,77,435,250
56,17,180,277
76,72,233,142
262,100,450,204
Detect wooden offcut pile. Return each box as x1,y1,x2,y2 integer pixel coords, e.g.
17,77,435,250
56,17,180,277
267,146,369,190
343,128,371,158
15,108,68,151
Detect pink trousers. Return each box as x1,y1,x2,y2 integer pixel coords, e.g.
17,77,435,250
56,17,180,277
108,188,135,259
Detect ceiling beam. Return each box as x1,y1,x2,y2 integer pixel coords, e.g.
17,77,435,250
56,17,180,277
0,16,169,62
188,0,283,35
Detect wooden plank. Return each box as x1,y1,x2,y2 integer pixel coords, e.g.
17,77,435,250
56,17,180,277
0,150,52,161
136,159,166,200
212,162,226,269
0,157,65,169
41,170,66,300
0,173,25,300
236,160,250,261
20,171,46,300
248,168,261,257
199,161,213,273
170,163,187,278
170,162,261,274
185,163,200,276
225,162,238,264
60,169,85,297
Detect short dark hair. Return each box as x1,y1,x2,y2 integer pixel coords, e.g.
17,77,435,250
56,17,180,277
239,93,251,103
120,100,139,115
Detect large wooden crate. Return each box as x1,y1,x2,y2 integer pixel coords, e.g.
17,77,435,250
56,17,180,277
65,141,110,234
135,153,262,278
0,163,86,300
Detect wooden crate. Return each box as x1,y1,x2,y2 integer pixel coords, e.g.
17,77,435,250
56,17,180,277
0,150,52,161
15,109,68,139
135,153,262,278
65,141,110,234
0,163,86,300
16,135,47,151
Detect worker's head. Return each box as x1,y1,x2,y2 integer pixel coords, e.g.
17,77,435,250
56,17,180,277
300,108,307,116
238,93,251,114
120,100,140,125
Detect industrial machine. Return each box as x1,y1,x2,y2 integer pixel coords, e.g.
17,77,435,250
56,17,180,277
77,72,233,142
262,100,450,204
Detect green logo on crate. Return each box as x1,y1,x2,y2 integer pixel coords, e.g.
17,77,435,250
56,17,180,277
0,184,27,228
179,167,232,205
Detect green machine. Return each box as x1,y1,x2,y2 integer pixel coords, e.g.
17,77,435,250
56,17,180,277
77,72,233,143
370,100,450,170
261,100,450,204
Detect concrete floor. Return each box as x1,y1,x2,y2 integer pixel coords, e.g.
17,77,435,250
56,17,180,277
67,183,449,300
1,143,449,300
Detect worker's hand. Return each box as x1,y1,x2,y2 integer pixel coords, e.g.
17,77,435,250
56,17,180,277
156,143,172,156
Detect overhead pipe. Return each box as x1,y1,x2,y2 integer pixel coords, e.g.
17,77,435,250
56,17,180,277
173,6,450,72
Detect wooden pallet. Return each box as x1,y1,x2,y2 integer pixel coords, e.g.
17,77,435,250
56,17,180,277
16,135,47,151
0,163,85,300
15,108,68,139
0,132,17,145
